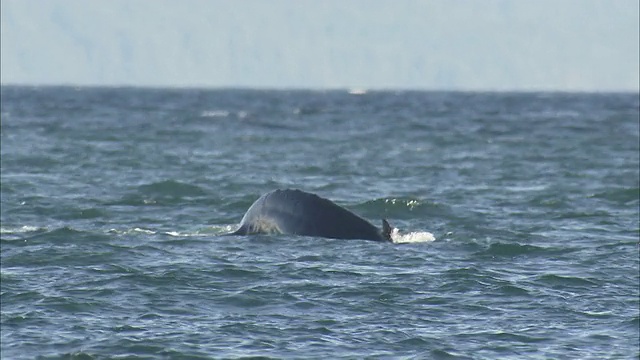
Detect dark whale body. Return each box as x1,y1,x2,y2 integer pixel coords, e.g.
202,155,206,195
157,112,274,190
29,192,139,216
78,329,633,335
231,189,392,242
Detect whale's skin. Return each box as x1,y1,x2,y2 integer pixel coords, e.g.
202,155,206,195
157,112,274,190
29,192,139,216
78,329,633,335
231,189,392,242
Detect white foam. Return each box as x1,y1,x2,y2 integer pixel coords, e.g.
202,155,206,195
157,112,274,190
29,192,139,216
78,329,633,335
108,228,157,235
200,110,230,118
162,230,210,237
0,225,42,234
390,228,436,244
133,228,156,234
108,226,234,237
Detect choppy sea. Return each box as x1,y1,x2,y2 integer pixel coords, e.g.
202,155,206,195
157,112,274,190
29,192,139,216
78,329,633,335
1,86,639,359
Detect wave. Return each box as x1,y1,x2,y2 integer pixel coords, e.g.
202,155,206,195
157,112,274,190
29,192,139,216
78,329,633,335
536,274,600,287
137,180,208,198
474,242,577,257
589,187,640,205
20,226,111,244
0,223,234,245
107,180,209,206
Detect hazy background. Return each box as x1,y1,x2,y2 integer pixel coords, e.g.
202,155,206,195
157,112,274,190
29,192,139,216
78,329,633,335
1,0,639,91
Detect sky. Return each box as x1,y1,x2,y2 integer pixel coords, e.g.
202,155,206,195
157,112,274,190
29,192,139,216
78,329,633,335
1,0,639,91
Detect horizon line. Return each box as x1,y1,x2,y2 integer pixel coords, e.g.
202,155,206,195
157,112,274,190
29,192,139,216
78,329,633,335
2,82,639,95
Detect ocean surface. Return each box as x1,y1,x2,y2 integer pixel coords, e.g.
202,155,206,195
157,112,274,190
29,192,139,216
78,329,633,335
1,86,638,359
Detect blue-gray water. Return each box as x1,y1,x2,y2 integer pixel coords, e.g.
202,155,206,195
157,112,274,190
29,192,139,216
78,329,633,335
1,86,639,359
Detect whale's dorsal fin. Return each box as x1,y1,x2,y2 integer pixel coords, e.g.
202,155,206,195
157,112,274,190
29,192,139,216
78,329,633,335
381,219,392,242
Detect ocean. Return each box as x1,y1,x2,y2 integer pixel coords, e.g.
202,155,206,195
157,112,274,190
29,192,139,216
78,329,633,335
1,86,638,359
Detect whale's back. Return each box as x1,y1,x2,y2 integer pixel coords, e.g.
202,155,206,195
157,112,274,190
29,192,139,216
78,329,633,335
232,189,389,242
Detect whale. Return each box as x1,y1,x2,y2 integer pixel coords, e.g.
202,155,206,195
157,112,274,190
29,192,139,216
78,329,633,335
229,189,393,242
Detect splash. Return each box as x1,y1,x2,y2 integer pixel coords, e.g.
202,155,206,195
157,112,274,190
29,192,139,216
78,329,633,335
384,198,422,210
390,228,436,244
